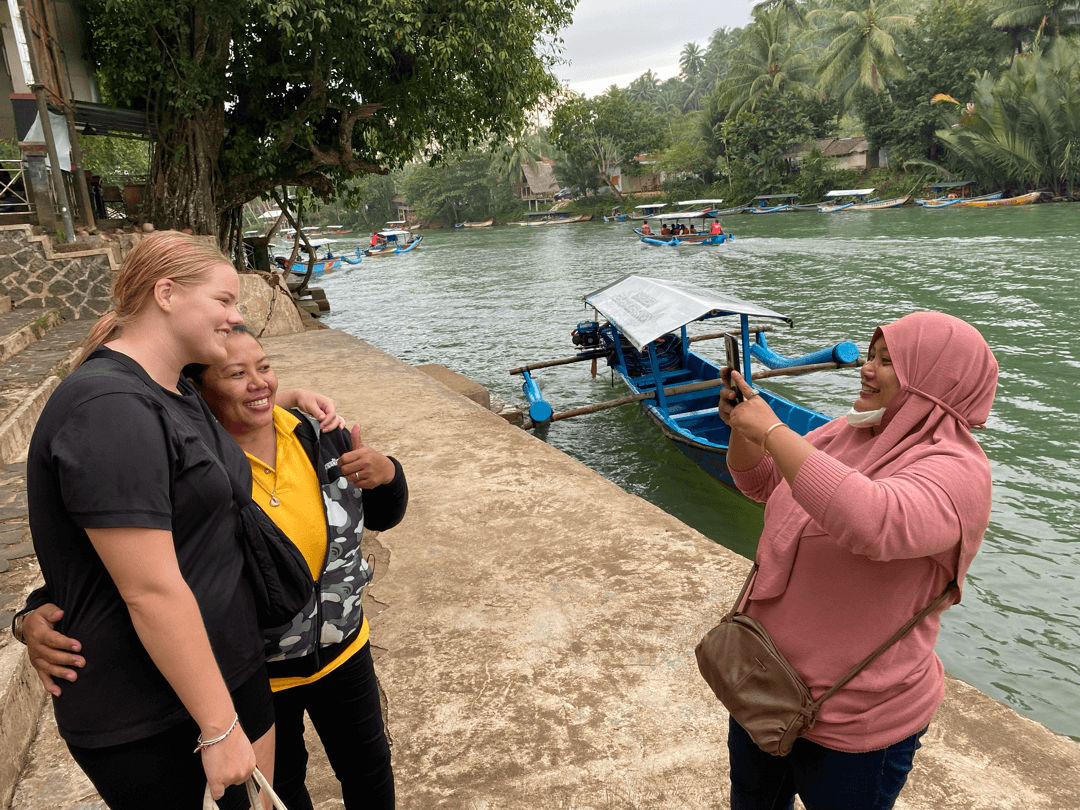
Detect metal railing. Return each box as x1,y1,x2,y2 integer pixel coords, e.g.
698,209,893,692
0,159,33,215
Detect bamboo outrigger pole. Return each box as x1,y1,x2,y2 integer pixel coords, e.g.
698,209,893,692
547,360,858,423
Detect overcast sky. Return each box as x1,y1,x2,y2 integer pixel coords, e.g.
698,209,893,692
552,0,757,97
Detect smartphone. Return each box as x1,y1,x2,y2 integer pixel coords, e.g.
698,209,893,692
724,334,744,403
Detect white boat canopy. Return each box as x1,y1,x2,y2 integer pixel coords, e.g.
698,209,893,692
259,209,283,219
675,199,724,205
633,203,667,210
385,220,407,226
824,188,875,197
648,211,715,221
301,238,331,249
377,229,412,238
584,274,792,350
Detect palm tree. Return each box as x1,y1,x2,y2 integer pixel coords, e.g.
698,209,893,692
808,0,914,106
723,8,817,114
990,0,1080,48
753,0,811,28
680,42,706,77
628,70,661,104
934,40,1080,197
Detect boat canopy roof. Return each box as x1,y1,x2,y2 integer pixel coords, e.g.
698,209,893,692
650,211,714,221
301,238,331,249
385,220,407,225
752,193,798,200
525,209,569,217
675,199,724,205
633,203,667,210
377,229,411,237
925,181,972,190
824,188,875,197
584,274,792,351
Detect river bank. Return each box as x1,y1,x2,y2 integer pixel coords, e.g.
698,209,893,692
4,321,1079,807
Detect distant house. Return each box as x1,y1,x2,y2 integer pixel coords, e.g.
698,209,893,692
783,136,888,171
609,154,664,194
516,159,559,210
391,194,414,224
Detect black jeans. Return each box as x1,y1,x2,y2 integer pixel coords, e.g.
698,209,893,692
273,642,394,809
67,667,274,810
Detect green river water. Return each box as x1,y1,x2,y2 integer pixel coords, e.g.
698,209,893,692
313,203,1079,741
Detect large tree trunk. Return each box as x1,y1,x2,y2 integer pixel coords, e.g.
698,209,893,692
146,104,225,236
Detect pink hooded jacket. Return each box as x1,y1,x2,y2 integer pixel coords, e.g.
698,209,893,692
732,312,998,752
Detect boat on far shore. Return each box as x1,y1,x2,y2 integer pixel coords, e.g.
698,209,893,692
456,218,495,228
818,188,876,212
956,190,1043,208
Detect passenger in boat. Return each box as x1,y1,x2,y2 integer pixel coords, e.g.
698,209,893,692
689,225,696,233
710,221,723,235
10,232,336,808
716,312,997,810
641,221,651,235
660,224,671,236
20,324,407,810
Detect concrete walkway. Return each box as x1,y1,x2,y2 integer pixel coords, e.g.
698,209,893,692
264,329,1079,809
9,327,1080,808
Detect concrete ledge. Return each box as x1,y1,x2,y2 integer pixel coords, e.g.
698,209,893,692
0,375,61,466
261,329,1080,809
0,625,48,808
415,363,492,410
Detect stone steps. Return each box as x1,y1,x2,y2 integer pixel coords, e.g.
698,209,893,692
0,305,93,808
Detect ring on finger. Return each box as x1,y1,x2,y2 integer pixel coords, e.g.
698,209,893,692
353,472,360,482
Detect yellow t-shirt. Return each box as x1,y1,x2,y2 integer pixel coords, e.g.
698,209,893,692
247,406,369,692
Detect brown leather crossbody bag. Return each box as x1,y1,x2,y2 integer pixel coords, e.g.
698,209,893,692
695,563,956,756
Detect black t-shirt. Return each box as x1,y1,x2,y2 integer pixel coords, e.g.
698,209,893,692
27,347,264,748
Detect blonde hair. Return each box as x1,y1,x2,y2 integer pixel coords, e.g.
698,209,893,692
79,231,233,366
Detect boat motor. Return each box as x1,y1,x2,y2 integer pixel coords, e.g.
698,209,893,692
571,321,601,348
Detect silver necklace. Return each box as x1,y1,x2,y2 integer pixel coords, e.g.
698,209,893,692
252,467,280,506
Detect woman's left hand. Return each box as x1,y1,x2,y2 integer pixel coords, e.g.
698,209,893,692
338,424,396,488
281,388,346,432
718,370,782,444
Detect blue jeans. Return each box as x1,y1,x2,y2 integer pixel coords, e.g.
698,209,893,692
273,642,394,809
727,717,927,810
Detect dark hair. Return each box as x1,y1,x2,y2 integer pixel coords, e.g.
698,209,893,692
182,324,259,385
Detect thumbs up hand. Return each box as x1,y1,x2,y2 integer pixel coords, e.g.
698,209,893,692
338,424,395,488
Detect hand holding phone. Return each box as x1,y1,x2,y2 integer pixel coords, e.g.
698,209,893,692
724,334,744,404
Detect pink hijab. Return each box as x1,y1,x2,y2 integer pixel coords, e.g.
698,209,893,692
752,311,999,600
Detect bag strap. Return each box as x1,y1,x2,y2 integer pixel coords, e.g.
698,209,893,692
723,563,759,620
812,580,957,709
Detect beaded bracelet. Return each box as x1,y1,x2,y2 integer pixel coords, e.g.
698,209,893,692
761,422,787,456
193,712,239,754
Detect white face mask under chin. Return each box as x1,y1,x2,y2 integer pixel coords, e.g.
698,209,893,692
845,406,886,427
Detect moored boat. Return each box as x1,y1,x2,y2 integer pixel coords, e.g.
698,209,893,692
748,193,799,213
461,218,495,227
956,190,1042,208
920,190,1003,208
510,275,860,488
849,194,910,211
630,202,667,220
603,207,629,222
818,188,875,212
273,238,342,276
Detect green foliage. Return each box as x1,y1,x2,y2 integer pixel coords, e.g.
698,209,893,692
399,150,518,225
718,89,838,199
934,37,1080,196
79,135,151,181
80,0,575,229
854,0,1011,165
720,7,818,116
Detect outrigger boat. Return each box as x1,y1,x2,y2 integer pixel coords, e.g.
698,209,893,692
510,275,859,488
364,228,422,255
634,212,732,246
748,193,799,213
818,188,876,212
603,207,629,222
920,191,1002,208
956,190,1042,207
273,239,342,276
630,202,667,220
673,199,726,216
849,194,910,210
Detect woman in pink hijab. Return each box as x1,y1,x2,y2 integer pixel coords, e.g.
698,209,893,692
717,311,998,810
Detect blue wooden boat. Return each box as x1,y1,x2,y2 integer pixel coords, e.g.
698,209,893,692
749,193,798,213
328,247,363,265
364,228,423,255
514,275,859,488
634,211,732,245
603,208,629,222
274,239,342,276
